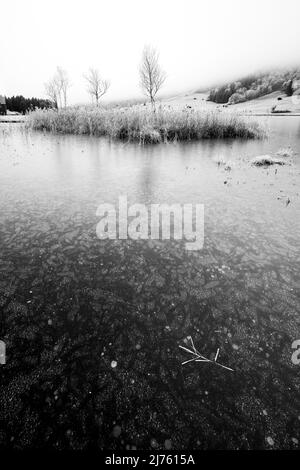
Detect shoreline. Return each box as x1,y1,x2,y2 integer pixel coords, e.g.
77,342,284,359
1,111,300,128
0,119,26,123
242,113,300,117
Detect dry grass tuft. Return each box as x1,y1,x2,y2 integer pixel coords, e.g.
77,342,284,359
251,155,289,166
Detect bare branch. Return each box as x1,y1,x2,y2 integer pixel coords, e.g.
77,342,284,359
56,66,71,108
84,68,110,106
139,45,166,107
44,79,59,109
45,67,71,109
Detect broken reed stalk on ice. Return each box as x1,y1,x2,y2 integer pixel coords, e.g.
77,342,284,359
179,336,234,372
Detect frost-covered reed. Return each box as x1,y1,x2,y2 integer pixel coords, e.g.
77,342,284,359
27,106,264,143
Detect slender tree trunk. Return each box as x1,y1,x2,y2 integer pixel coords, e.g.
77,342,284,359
150,94,156,111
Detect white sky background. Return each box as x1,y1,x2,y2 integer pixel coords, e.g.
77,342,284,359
1,0,300,103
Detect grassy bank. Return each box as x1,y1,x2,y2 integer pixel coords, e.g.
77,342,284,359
27,107,264,143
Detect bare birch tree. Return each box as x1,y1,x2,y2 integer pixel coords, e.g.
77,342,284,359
45,67,71,109
56,67,71,108
84,68,110,106
139,45,166,107
45,78,59,109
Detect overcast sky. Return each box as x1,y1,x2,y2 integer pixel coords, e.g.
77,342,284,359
1,0,300,103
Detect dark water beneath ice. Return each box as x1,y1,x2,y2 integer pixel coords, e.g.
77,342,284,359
0,117,300,450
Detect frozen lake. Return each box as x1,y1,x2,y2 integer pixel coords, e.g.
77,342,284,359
0,116,300,449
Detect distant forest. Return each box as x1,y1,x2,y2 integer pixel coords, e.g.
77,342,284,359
207,69,300,104
5,96,54,114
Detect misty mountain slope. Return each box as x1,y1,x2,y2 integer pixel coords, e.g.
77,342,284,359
157,90,300,115
160,69,300,114
228,91,300,114
207,69,300,105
